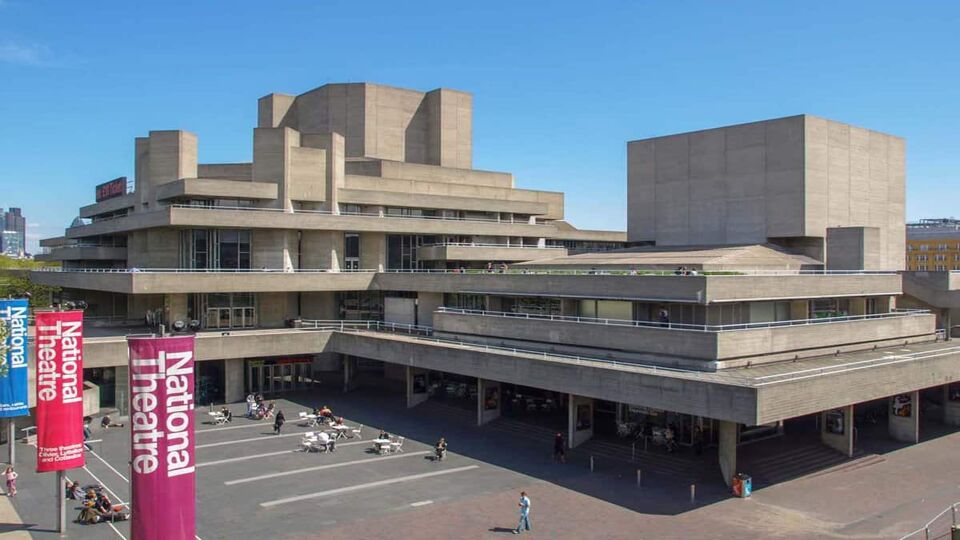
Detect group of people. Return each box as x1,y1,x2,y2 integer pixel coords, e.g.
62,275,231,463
486,262,509,273
68,483,130,524
674,266,699,276
246,393,276,420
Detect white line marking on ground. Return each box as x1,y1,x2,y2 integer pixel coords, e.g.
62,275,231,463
225,450,430,486
197,439,371,467
259,465,480,507
89,449,129,482
74,468,129,540
195,431,311,449
410,500,434,507
197,450,298,468
196,421,318,434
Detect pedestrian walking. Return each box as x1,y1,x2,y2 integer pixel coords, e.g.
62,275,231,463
513,491,531,534
4,466,17,497
273,410,285,435
553,432,566,464
693,425,703,456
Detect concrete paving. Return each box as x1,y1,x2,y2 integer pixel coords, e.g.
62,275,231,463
2,385,959,539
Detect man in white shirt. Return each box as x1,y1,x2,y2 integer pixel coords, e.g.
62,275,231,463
513,491,531,534
317,431,333,451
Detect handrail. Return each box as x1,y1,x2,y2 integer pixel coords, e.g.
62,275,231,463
32,267,902,276
419,242,564,249
168,204,549,226
897,501,959,540
434,307,931,332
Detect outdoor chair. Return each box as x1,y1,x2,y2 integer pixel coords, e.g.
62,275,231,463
350,424,363,439
389,436,405,453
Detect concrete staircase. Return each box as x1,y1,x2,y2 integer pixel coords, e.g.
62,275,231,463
578,438,711,481
740,442,883,486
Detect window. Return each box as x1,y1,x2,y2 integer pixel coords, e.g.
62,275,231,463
917,255,928,261
444,294,485,311
938,244,949,250
936,254,946,261
920,245,929,251
192,292,256,329
180,229,251,269
344,233,360,270
936,265,947,271
387,235,422,270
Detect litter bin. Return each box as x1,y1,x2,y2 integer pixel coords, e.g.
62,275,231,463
732,473,752,498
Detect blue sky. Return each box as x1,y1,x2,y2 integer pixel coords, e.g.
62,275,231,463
1,1,958,251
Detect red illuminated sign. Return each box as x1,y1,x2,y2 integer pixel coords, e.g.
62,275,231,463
95,177,127,202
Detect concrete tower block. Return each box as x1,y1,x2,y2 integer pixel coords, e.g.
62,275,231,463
148,130,198,185
258,93,297,129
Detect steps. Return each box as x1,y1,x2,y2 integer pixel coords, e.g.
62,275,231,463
578,438,709,481
740,443,880,486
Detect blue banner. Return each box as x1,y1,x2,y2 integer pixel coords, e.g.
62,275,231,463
0,299,29,417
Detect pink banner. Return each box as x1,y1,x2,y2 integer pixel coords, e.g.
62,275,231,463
129,335,196,540
35,311,85,473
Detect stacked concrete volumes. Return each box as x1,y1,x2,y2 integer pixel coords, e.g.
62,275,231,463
31,83,960,485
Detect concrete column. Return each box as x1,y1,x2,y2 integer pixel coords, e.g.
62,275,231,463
820,405,855,457
888,391,920,443
567,394,594,448
405,366,429,408
114,365,129,417
942,385,960,426
849,298,867,316
224,359,244,403
942,308,952,341
343,356,358,393
718,420,737,487
560,299,579,317
477,379,501,426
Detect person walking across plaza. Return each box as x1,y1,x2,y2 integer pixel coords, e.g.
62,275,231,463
4,466,17,497
513,491,531,534
273,410,285,435
553,432,566,463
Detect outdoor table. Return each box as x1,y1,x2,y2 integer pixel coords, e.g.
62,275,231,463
372,438,391,452
330,425,349,439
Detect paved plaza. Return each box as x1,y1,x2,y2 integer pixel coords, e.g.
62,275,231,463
2,386,959,539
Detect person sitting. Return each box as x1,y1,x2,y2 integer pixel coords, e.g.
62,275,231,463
95,492,114,513
333,416,345,427
319,405,333,418
435,437,448,461
378,429,390,440
100,416,124,429
78,505,102,525
316,431,331,452
66,481,83,500
219,406,233,423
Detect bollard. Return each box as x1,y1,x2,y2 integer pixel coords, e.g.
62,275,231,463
636,469,642,488
690,484,696,504
631,442,635,462
590,455,595,472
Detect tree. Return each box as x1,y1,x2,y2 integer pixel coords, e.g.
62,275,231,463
0,277,59,310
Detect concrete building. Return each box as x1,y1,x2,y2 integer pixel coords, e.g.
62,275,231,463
1,207,26,257
30,84,960,487
905,218,960,271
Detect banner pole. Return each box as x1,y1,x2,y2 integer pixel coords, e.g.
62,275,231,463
7,420,13,466
57,470,66,534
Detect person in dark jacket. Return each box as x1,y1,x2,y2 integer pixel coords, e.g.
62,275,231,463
553,432,566,464
273,410,285,435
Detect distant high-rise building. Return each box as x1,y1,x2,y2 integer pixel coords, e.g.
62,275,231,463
1,207,26,257
906,218,960,271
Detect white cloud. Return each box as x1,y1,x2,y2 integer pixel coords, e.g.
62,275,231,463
0,41,49,65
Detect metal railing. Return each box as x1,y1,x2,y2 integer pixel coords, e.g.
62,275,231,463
169,204,549,226
299,319,434,336
32,266,901,277
419,242,564,250
435,307,931,332
898,501,959,540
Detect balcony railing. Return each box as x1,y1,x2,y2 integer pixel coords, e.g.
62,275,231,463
434,307,931,333
418,242,565,249
169,204,550,226
33,266,900,276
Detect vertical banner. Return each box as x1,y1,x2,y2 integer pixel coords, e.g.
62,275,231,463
129,335,196,540
0,299,29,417
35,310,85,472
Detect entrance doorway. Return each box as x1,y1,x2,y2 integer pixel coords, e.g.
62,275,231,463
247,359,315,396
